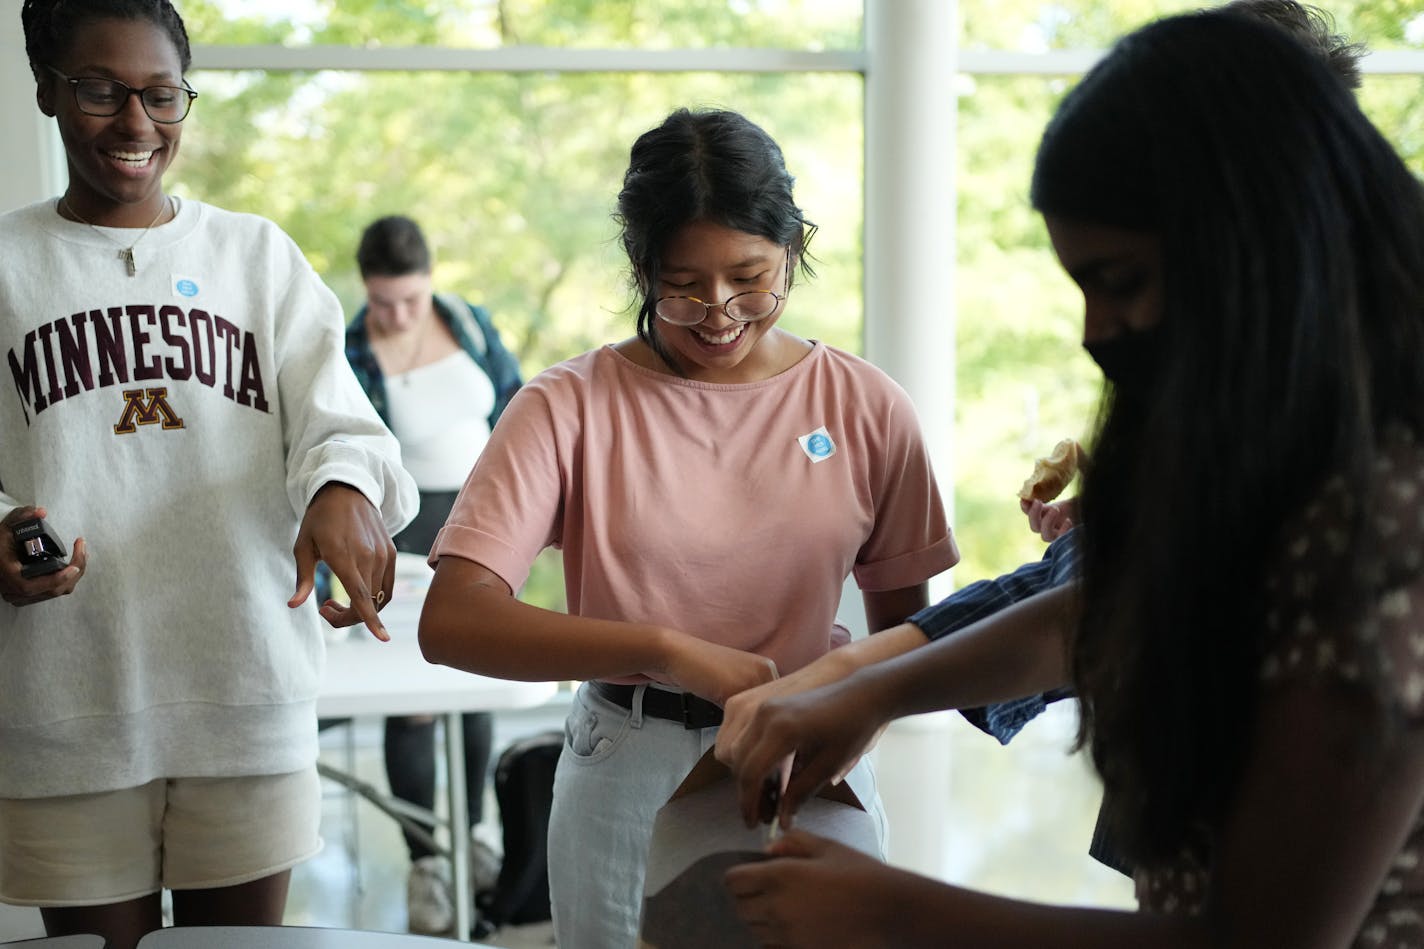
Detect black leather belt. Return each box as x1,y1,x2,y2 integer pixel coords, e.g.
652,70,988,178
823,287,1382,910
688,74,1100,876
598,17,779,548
590,681,724,730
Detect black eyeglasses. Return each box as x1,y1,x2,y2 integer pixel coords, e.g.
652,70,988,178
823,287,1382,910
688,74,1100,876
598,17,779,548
45,65,198,124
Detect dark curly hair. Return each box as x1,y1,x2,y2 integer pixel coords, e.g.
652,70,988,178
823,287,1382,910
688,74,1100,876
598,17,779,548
615,108,817,373
22,0,192,76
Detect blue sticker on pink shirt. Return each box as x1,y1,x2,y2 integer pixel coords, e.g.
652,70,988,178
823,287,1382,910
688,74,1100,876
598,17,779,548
798,426,836,463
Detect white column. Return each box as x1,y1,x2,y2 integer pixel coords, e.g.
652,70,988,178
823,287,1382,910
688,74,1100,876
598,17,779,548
863,0,958,880
865,0,957,599
2,0,64,213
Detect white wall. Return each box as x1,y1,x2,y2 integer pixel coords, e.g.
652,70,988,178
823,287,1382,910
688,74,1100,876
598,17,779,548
0,3,49,899
2,0,63,212
861,0,959,879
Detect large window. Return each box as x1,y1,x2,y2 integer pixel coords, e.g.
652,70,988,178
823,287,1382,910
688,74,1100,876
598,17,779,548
174,70,863,374
953,1,1424,580
166,0,1424,910
183,0,863,50
172,0,1424,584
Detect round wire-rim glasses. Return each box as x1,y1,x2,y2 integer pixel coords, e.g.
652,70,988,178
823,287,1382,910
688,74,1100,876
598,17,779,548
653,289,787,327
653,247,794,327
45,65,198,124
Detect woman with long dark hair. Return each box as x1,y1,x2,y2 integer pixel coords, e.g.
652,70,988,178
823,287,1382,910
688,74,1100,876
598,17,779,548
718,9,1424,946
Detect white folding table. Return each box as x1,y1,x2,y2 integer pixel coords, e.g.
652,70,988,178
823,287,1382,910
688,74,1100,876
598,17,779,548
317,554,557,942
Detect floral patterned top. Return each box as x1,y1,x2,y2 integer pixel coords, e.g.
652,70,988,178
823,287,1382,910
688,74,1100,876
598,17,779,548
1136,430,1424,945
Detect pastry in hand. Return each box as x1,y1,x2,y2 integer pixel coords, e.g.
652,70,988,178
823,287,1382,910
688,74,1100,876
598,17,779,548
1018,438,1081,503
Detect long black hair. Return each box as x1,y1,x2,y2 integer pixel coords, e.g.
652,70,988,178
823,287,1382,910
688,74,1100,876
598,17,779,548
1032,9,1424,864
22,0,192,75
615,108,816,372
1223,0,1364,89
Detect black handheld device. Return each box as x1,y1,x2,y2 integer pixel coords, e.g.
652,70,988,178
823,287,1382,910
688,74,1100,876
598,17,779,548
12,516,69,578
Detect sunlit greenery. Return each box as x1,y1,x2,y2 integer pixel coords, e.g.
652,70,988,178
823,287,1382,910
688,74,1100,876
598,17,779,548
172,0,1423,592
185,0,863,49
162,0,1423,904
954,6,1424,580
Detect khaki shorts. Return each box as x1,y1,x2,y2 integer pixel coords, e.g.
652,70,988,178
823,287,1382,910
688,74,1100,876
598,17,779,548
0,767,323,907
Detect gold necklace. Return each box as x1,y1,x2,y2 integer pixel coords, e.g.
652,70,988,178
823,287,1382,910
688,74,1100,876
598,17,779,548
59,195,171,277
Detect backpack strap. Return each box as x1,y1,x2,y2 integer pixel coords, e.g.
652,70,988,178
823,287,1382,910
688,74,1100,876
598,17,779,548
435,291,488,357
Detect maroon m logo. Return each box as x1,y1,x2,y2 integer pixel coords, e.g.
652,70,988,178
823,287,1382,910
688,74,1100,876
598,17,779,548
114,387,185,435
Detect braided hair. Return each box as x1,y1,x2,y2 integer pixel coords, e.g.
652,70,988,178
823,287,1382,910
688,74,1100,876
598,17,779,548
22,0,191,74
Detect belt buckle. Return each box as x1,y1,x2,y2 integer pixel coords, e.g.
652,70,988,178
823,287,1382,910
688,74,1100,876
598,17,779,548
678,691,698,729
679,691,720,730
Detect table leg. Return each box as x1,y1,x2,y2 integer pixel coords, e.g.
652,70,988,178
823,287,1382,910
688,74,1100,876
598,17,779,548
444,712,471,942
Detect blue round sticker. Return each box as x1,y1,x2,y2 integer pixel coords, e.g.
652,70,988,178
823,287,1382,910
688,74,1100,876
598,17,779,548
176,279,199,297
807,433,832,457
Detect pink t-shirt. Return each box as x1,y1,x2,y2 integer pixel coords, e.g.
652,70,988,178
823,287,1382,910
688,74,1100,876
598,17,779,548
431,341,958,677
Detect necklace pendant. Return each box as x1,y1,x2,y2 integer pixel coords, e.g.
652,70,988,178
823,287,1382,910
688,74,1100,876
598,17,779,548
120,248,136,277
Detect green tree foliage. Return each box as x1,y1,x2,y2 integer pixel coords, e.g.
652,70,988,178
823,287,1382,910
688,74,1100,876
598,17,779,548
160,0,1422,906
170,0,864,610
170,0,1423,592
953,0,1424,580
174,68,863,366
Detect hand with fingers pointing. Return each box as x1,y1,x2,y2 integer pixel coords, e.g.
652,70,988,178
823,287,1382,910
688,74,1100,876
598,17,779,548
289,482,398,642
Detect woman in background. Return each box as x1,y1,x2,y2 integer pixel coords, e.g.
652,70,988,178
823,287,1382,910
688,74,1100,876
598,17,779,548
344,214,521,935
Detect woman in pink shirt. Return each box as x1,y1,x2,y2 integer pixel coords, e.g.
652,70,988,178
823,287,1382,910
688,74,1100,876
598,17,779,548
419,108,958,948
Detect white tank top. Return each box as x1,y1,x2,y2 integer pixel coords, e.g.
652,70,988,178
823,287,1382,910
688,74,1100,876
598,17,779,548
385,351,495,491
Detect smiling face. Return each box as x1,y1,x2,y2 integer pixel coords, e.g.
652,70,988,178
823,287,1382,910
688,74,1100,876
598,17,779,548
1043,214,1164,345
651,220,791,383
38,16,184,227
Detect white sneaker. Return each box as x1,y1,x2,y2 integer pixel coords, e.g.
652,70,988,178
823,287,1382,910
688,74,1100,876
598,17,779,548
470,834,503,895
407,855,454,935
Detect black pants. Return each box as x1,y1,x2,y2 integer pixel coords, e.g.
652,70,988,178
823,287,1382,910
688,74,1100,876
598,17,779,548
384,712,494,861
386,489,494,861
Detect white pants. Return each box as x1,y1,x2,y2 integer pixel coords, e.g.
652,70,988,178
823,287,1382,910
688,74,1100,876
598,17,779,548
547,682,887,949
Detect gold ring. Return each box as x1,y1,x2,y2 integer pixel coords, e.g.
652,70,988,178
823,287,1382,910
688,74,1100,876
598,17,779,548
373,590,385,605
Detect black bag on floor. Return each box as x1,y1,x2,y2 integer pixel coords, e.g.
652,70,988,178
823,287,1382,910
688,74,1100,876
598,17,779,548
477,728,563,929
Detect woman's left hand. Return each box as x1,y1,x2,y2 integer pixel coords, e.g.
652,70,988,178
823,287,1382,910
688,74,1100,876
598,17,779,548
725,830,903,949
289,482,396,641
